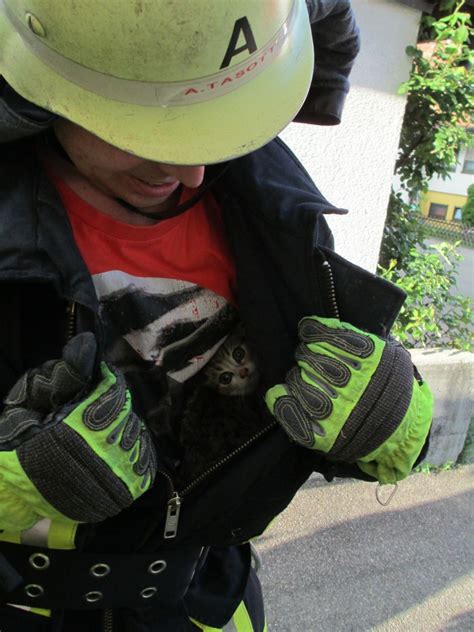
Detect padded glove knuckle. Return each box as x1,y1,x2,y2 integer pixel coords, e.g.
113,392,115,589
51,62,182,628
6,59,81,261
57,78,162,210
299,316,375,358
0,335,157,530
295,344,351,387
82,369,127,431
119,412,141,451
266,316,434,484
286,367,333,421
272,390,315,447
0,408,43,445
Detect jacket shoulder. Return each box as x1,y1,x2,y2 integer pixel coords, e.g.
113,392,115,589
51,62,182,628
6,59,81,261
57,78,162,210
212,137,343,239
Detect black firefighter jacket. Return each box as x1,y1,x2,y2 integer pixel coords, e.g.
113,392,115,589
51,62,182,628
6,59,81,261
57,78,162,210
0,133,408,554
0,126,414,630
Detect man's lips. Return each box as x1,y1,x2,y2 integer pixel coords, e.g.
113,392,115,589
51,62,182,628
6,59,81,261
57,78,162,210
129,175,180,198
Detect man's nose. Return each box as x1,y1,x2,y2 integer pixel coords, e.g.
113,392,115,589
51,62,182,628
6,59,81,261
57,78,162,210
164,165,205,188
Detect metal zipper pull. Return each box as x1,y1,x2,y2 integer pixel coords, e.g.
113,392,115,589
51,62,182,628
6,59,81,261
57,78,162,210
164,492,182,539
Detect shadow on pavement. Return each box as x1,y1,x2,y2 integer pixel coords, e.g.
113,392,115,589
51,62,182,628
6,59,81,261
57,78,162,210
440,610,474,631
258,490,473,631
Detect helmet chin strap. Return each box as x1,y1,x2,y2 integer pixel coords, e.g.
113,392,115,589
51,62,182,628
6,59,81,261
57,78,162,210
45,129,229,220
114,165,229,220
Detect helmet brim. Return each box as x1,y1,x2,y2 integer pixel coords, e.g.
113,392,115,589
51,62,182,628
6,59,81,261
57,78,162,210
0,1,313,165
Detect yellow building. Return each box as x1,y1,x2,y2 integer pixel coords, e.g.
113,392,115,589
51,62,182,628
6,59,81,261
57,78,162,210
421,135,473,223
421,191,467,223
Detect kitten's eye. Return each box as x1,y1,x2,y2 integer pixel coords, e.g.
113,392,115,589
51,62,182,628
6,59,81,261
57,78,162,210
233,347,245,363
219,372,233,386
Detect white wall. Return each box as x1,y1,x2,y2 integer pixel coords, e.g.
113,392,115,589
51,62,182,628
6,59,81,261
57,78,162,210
280,0,422,272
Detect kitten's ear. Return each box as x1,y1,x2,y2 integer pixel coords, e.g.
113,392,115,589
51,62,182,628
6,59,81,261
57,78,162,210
231,321,246,342
236,321,246,334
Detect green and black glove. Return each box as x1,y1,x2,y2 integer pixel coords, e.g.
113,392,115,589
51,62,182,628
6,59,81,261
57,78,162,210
266,317,433,484
0,333,156,531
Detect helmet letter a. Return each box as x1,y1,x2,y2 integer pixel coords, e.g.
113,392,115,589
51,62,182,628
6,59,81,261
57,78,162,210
220,17,258,69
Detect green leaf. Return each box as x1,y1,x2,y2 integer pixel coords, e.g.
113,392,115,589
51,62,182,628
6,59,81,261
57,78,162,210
453,25,469,43
439,0,457,11
445,44,459,54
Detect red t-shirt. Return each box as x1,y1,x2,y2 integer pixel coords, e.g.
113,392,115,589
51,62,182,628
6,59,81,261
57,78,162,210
52,176,236,304
47,169,239,418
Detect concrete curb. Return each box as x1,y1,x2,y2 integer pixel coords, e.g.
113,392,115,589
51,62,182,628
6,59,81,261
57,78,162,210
410,348,474,466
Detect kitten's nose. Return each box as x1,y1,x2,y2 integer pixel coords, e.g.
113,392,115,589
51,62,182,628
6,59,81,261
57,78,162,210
239,367,249,378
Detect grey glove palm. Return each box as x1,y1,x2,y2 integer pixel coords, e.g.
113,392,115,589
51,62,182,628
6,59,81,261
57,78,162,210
0,333,156,531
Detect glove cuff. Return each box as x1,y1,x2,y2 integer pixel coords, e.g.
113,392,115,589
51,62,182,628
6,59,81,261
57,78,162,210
357,379,434,484
327,340,414,462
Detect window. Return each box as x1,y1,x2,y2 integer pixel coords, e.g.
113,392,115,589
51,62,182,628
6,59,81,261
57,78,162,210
428,203,448,220
449,148,461,172
453,207,463,221
462,145,474,174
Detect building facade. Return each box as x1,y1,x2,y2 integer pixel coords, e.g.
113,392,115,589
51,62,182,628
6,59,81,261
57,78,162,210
421,137,474,223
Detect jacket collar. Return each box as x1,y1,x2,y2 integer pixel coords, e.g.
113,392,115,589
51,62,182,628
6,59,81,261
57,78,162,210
0,138,98,311
213,138,405,385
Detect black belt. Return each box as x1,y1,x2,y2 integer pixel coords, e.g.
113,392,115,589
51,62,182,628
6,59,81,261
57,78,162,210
0,542,203,610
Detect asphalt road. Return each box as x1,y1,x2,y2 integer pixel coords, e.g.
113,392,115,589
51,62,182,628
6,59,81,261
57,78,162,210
425,238,473,302
453,243,474,301
255,466,474,632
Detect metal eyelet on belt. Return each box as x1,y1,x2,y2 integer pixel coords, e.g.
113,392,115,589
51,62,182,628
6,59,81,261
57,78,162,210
84,591,103,603
90,563,111,578
148,560,167,574
24,584,44,598
29,553,50,571
140,586,157,599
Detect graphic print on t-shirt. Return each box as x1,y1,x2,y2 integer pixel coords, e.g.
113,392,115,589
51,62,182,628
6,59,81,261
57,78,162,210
94,270,237,382
93,270,238,429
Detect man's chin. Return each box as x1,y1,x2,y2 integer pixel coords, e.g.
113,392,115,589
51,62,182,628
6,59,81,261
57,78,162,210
120,192,180,215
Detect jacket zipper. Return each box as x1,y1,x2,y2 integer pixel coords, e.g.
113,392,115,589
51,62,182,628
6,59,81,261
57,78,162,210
160,252,340,539
320,257,340,319
311,245,340,320
103,608,113,632
65,299,276,541
161,420,277,540
69,254,336,540
67,301,77,341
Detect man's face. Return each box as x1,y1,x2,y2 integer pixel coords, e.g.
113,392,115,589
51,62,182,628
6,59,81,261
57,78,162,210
54,120,205,213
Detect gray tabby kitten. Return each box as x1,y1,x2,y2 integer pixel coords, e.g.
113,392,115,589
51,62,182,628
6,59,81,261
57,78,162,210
203,323,259,396
176,323,263,486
